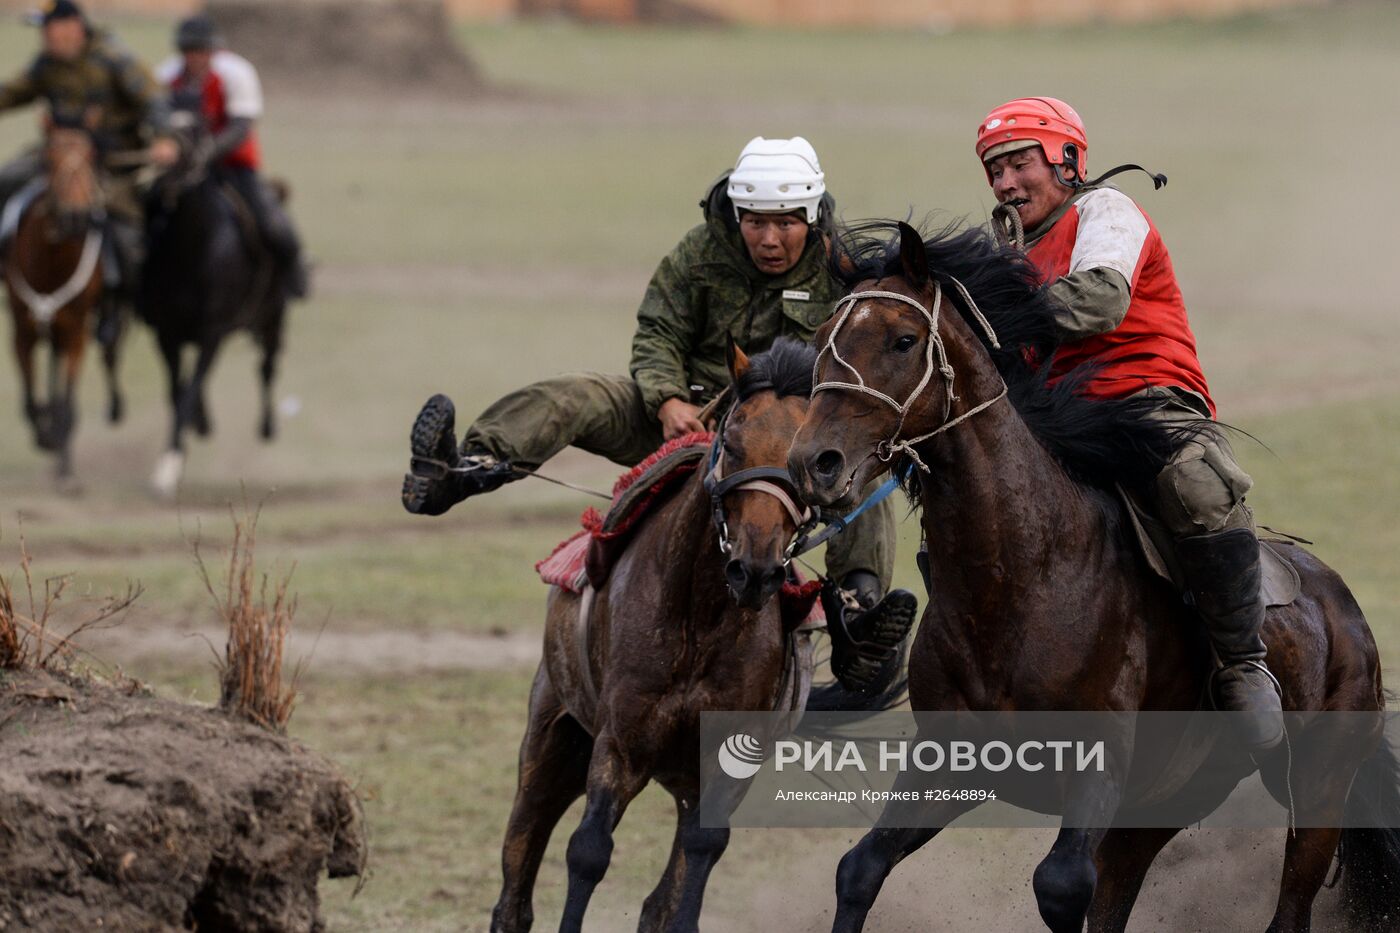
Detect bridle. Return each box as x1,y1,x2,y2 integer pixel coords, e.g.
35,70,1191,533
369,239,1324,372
812,277,1009,482
702,403,816,566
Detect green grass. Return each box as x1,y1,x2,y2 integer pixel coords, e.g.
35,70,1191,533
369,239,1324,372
1,4,1398,929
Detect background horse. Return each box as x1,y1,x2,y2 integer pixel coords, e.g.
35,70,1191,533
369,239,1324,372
788,222,1399,933
140,110,289,499
3,122,124,481
492,338,903,933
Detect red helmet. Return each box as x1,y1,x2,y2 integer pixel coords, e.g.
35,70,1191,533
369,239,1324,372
976,97,1088,185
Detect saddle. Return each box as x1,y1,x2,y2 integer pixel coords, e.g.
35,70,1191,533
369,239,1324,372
1115,485,1301,608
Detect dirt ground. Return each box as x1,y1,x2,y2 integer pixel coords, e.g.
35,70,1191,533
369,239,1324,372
0,669,364,930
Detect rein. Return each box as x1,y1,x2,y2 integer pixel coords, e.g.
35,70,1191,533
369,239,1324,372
812,278,1009,482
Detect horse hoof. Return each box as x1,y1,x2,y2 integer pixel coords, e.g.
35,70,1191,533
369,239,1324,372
109,396,125,424
260,417,276,442
151,450,186,500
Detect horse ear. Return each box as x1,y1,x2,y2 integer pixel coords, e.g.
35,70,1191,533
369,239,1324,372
726,334,751,384
898,221,930,290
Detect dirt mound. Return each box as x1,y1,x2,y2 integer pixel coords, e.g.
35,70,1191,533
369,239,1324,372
0,669,365,931
208,0,483,95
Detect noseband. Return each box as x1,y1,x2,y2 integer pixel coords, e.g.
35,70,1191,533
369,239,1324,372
812,278,1009,478
702,406,815,565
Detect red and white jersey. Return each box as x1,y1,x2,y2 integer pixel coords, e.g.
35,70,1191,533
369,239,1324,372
1026,186,1216,417
157,50,263,171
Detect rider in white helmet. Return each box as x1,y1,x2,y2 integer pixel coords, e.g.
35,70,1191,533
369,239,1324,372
400,136,911,695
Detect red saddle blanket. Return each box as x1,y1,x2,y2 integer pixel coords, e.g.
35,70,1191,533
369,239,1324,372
535,433,824,629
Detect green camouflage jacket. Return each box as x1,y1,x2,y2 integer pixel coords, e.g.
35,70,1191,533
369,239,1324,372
0,27,169,153
629,173,841,418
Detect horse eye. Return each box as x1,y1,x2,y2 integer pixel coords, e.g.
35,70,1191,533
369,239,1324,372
893,335,918,353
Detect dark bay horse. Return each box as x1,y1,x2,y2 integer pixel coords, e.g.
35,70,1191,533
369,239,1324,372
787,222,1398,932
4,124,124,480
140,113,288,498
493,339,902,933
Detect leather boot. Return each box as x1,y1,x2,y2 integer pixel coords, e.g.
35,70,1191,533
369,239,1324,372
1176,527,1284,753
401,394,517,516
825,570,917,696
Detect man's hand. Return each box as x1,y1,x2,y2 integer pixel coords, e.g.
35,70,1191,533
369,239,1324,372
658,397,705,440
149,136,180,167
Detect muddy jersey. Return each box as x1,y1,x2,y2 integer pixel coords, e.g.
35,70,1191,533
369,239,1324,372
156,50,262,171
1026,185,1216,416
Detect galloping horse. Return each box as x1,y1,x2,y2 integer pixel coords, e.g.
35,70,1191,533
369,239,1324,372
4,122,124,480
140,109,289,498
788,222,1399,932
492,339,904,933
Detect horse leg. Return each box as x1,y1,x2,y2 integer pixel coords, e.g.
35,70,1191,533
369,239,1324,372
559,732,651,933
1033,763,1129,933
659,794,732,933
490,665,592,933
185,338,221,441
1085,827,1181,933
638,798,688,933
152,335,187,498
257,306,284,441
13,325,40,440
832,782,985,933
1264,827,1341,933
100,295,123,424
54,329,84,481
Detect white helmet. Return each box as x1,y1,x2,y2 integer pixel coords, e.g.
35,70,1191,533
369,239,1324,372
727,136,826,224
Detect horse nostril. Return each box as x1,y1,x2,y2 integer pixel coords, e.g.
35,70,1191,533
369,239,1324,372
760,564,785,593
725,559,750,593
812,449,844,483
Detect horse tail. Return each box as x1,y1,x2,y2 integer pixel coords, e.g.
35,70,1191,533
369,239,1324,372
804,640,909,713
1337,733,1400,929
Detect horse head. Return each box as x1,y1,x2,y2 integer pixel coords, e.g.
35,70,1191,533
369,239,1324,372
789,221,1006,509
41,115,101,241
705,337,818,610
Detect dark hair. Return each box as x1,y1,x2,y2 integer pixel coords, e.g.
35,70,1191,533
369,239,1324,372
734,337,816,402
831,219,1198,490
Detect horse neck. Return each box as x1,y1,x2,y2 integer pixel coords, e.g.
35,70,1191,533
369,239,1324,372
914,313,1103,612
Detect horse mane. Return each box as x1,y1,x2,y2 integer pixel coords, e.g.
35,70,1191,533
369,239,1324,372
830,219,1195,491
735,337,817,402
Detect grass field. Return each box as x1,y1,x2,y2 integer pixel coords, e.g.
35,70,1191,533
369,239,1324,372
1,4,1398,930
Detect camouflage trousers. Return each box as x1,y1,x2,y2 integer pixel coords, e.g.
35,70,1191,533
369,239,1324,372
1140,387,1255,537
462,371,897,590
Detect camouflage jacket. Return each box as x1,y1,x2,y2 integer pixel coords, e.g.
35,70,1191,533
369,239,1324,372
0,27,170,153
629,173,841,419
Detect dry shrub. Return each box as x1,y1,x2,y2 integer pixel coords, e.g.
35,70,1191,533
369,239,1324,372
196,505,302,732
0,533,141,671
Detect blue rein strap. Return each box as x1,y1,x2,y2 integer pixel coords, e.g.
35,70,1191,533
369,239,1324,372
788,465,909,559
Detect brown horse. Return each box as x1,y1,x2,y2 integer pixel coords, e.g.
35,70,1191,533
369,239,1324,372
4,123,124,480
492,338,902,933
787,222,1398,932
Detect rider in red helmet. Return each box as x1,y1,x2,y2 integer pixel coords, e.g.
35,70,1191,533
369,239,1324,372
976,97,1283,753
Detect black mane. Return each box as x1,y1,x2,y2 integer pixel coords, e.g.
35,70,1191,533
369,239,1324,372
831,220,1196,490
735,337,817,402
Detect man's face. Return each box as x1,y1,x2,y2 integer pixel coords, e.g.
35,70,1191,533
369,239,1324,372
739,211,809,276
42,17,86,61
987,145,1074,231
181,49,214,80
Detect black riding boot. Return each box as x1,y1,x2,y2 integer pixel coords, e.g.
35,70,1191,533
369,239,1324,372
401,394,519,516
1176,527,1284,753
825,570,918,696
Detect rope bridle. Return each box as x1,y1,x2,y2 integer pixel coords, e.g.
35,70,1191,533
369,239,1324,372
703,405,815,565
812,277,1009,483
